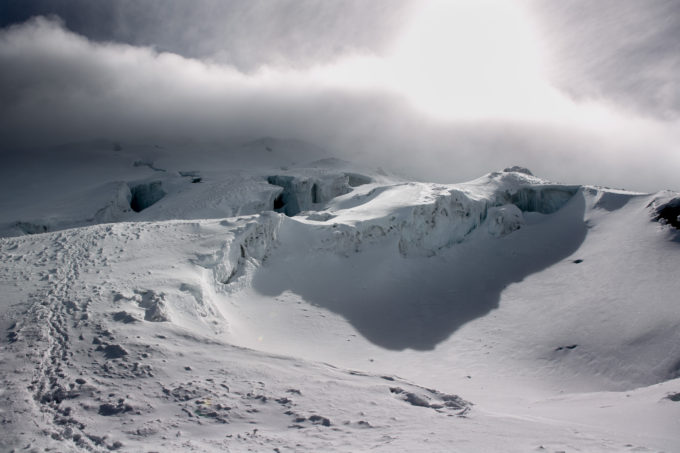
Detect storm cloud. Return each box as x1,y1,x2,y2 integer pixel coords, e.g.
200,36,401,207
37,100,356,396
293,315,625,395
1,4,679,193
0,16,413,148
0,0,414,70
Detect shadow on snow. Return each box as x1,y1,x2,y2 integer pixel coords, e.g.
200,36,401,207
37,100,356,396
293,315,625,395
252,192,588,351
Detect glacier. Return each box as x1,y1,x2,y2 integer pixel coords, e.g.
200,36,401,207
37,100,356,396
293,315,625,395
1,140,679,452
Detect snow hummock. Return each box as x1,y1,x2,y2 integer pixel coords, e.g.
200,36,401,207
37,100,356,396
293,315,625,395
1,141,679,452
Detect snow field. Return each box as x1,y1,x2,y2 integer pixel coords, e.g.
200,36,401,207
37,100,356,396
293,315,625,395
1,141,679,451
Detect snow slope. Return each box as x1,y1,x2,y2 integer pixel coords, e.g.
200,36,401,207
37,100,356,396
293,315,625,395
1,140,679,452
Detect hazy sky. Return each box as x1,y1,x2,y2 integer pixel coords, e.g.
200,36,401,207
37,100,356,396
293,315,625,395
1,0,678,191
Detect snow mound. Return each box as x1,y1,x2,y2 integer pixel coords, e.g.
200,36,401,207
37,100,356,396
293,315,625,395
486,204,524,237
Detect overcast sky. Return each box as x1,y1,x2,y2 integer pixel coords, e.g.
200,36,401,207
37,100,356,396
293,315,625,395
1,0,678,191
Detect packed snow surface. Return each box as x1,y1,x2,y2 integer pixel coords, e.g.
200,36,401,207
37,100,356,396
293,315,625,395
1,139,679,452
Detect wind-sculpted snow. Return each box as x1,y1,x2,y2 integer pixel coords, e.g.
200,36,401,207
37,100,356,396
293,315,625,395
2,147,680,452
0,220,479,452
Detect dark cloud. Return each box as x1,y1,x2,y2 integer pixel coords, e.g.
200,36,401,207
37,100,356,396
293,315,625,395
529,0,680,119
0,16,415,152
0,15,678,193
4,0,678,120
0,0,414,71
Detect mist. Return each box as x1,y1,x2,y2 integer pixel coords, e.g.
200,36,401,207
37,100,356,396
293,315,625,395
530,0,680,120
1,8,679,193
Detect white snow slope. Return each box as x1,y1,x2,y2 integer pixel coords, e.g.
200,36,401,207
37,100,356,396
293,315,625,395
1,140,679,452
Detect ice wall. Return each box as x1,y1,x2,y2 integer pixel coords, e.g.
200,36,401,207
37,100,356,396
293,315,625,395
94,182,133,223
267,173,352,216
508,186,579,214
396,182,579,255
398,189,492,256
303,176,581,257
129,181,166,212
192,212,282,291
